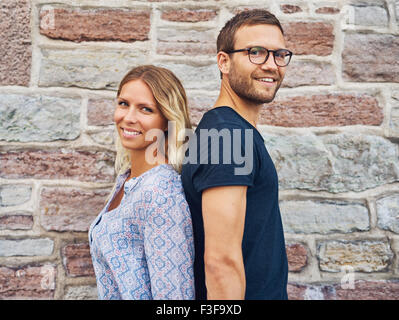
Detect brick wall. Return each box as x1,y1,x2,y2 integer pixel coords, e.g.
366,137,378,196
0,0,398,300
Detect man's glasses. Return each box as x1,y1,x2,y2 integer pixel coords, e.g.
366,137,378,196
225,46,293,67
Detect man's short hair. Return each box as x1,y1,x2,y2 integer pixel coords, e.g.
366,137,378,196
217,9,284,54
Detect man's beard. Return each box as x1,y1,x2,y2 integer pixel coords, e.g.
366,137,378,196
228,63,281,105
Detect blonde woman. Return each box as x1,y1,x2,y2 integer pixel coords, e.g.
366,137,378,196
89,65,194,300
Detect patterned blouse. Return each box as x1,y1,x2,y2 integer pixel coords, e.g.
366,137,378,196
88,164,195,300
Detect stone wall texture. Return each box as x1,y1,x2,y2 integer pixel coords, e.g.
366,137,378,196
0,0,398,300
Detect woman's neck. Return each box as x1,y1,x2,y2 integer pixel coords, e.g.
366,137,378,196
128,148,167,179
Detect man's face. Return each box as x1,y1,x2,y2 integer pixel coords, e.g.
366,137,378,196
227,24,288,104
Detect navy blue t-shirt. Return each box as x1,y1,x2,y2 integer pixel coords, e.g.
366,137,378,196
181,106,288,300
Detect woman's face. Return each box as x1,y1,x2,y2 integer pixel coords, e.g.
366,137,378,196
114,79,168,154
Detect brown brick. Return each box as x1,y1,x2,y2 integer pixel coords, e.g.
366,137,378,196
40,7,150,42
40,187,110,232
0,264,56,299
315,7,340,14
333,280,399,300
281,4,303,14
283,22,334,56
0,0,31,86
161,9,217,22
87,99,115,126
259,93,383,127
62,243,95,277
0,214,33,230
0,150,115,183
286,243,308,272
342,33,399,83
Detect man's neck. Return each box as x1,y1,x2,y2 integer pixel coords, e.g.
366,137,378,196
213,80,262,128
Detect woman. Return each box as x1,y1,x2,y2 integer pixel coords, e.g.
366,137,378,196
88,65,194,300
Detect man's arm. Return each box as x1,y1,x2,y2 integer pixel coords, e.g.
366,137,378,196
202,185,247,299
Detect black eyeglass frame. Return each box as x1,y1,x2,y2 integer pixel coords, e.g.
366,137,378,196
225,46,293,67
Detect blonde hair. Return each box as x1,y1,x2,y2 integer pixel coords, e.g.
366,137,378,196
114,65,192,177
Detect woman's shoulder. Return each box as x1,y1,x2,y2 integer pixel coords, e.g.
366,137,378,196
138,164,183,195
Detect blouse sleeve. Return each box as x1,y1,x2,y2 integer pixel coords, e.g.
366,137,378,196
143,185,195,300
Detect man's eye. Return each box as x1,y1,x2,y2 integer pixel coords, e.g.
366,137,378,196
250,47,266,56
142,106,153,113
275,50,289,58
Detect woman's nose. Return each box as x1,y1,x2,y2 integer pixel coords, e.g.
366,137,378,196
124,106,138,123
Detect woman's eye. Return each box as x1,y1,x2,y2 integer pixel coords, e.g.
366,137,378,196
118,101,128,107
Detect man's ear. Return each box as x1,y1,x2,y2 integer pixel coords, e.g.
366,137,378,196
217,51,230,77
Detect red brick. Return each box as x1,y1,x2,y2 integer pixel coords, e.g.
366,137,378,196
0,0,31,86
87,98,115,126
0,264,56,299
0,150,115,183
281,4,303,14
62,243,95,277
40,187,110,232
259,94,383,127
286,243,308,272
161,9,217,22
287,283,308,300
40,7,150,42
283,22,334,56
333,280,399,300
0,214,33,230
315,7,340,14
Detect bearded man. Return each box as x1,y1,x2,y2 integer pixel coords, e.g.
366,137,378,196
181,9,293,300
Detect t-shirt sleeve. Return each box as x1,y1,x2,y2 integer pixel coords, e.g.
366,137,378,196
191,123,257,193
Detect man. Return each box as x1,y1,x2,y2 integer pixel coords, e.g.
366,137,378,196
181,9,292,300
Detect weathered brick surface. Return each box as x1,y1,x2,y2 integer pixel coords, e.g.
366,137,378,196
62,243,95,277
40,7,150,42
282,60,335,88
333,280,399,300
280,200,369,234
342,33,399,83
0,238,54,257
0,0,31,86
157,27,216,56
259,94,382,127
0,264,56,299
0,150,115,183
284,22,334,56
0,214,33,230
0,93,81,142
376,194,399,234
262,133,399,193
286,243,308,272
0,185,32,207
317,240,394,272
280,4,303,14
350,4,388,27
39,48,147,89
161,9,217,22
315,7,340,14
87,98,115,126
2,0,399,300
40,187,110,232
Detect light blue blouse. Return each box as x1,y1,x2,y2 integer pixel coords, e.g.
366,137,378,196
88,164,195,300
